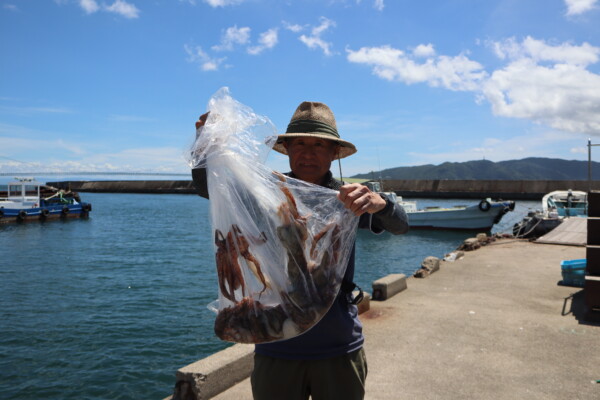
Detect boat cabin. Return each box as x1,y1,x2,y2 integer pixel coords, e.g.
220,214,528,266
542,190,587,218
0,178,91,223
0,177,41,209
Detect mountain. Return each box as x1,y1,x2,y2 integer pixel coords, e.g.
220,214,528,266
352,157,600,180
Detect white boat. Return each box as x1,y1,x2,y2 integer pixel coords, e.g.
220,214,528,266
382,192,515,231
513,189,587,238
542,190,587,217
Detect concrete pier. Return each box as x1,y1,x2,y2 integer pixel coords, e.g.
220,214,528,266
168,239,599,400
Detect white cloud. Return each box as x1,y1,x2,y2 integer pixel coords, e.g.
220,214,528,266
565,0,598,15
483,37,600,135
283,21,304,33
347,37,600,137
482,59,600,134
413,43,435,58
312,17,335,36
184,44,226,71
490,36,599,66
204,0,246,7
79,0,99,14
247,28,279,55
212,25,251,52
186,26,276,71
332,0,384,11
104,0,140,19
570,146,588,154
299,17,336,56
3,4,18,11
347,45,486,91
74,0,139,18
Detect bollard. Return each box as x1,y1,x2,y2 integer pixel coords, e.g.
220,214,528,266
372,274,407,301
171,344,254,400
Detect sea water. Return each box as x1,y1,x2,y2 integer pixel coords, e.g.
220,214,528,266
0,191,538,399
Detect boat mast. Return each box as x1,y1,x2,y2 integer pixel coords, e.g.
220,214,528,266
589,139,600,193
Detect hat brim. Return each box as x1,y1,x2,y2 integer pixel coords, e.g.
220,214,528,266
272,133,357,160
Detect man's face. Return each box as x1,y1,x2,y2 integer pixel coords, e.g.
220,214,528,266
283,137,339,184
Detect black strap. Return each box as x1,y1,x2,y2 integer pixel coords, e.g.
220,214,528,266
341,281,364,305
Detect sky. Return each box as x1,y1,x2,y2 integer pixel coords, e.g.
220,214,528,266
1,0,600,177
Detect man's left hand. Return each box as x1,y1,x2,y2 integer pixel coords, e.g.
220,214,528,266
337,183,387,216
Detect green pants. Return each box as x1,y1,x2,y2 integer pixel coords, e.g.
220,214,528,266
251,348,368,400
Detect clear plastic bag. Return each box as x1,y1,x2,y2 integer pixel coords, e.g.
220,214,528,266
189,88,359,344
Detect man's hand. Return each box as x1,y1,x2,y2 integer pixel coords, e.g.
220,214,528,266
195,112,209,137
195,112,209,129
337,183,387,216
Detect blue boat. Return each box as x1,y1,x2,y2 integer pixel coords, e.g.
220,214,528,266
0,177,92,224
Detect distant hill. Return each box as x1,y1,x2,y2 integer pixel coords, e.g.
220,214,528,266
352,157,600,180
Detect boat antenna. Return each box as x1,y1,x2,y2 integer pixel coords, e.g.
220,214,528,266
377,147,383,191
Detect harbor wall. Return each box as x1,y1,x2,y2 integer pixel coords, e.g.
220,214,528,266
47,179,600,200
47,180,199,194
384,179,600,199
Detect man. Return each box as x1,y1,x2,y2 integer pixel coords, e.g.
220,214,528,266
193,101,408,400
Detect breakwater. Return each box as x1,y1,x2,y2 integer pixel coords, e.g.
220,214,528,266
384,179,599,199
47,180,198,194
47,179,600,200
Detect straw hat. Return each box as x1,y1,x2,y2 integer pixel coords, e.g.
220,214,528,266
272,101,357,159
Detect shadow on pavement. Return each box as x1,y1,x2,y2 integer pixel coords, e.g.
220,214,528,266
562,289,600,326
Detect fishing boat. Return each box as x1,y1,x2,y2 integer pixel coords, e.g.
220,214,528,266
542,189,587,217
383,192,515,231
0,177,92,224
361,182,514,231
513,189,587,238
